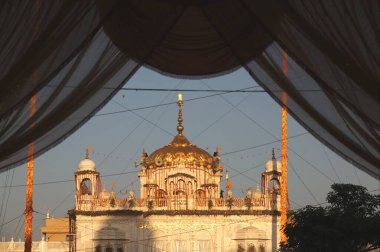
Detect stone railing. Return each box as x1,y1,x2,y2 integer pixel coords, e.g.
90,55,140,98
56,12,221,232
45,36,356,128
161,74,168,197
0,241,69,252
76,196,275,212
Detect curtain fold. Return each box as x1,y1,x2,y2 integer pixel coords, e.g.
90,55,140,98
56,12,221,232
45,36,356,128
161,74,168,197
0,0,191,171
0,0,379,179
241,0,380,178
0,0,140,170
198,0,379,178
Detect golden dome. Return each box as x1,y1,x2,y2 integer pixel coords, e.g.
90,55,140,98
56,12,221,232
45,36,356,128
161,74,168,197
145,94,214,169
146,134,213,168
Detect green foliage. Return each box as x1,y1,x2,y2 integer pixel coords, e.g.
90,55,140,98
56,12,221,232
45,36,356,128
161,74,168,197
281,183,380,252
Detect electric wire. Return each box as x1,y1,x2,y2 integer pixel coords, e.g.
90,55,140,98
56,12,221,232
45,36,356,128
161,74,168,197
4,78,367,243
5,213,24,252
0,171,139,189
33,210,163,251
34,210,280,252
353,165,362,186
91,86,257,118
32,81,185,235
107,81,185,196
15,214,25,240
220,132,308,156
111,100,174,137
31,172,139,237
322,144,342,183
124,81,306,207
64,202,310,251
288,160,319,204
33,188,380,252
222,161,303,209
199,79,323,203
99,80,183,171
11,213,23,239
73,187,380,252
0,168,14,237
25,87,307,234
288,149,335,183
0,212,24,228
0,169,10,224
190,93,252,141
110,82,182,193
111,87,323,92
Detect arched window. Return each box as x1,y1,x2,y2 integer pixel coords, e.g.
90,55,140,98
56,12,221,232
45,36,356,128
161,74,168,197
95,245,102,252
117,248,124,252
177,179,185,191
195,189,206,199
259,245,266,252
188,181,193,194
155,189,167,199
237,244,245,252
175,190,185,196
80,178,92,195
269,179,280,194
169,181,175,195
248,244,256,252
195,189,206,206
105,245,113,252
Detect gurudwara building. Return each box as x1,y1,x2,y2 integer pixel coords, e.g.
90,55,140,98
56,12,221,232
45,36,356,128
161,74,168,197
68,95,283,252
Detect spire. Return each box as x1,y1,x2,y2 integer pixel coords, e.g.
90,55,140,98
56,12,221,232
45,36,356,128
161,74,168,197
256,184,261,192
177,93,184,135
272,148,275,160
226,170,232,191
85,146,91,159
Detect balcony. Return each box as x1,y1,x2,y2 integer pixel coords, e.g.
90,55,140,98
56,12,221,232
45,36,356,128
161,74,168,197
75,196,280,212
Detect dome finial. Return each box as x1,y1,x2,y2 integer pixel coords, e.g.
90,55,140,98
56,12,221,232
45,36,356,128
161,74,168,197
85,146,91,159
272,148,275,159
177,93,184,135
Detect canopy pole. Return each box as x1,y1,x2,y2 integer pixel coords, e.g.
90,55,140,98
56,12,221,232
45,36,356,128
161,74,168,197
280,50,288,245
25,2,40,250
24,95,36,252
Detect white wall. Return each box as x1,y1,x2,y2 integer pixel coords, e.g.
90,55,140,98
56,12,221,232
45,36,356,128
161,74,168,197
75,214,280,252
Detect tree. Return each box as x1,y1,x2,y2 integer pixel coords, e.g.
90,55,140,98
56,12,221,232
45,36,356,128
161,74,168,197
280,184,380,252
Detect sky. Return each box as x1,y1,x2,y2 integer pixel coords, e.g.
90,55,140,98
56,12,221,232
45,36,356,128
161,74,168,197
0,66,379,241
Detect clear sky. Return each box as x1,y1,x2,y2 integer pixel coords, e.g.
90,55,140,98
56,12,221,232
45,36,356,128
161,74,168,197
0,66,379,241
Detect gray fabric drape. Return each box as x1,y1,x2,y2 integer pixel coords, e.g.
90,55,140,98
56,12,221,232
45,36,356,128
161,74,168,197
0,0,379,179
242,0,379,179
0,0,141,169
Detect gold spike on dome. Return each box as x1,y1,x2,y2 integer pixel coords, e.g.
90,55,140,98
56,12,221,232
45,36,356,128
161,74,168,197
144,94,214,169
177,93,184,135
85,146,91,159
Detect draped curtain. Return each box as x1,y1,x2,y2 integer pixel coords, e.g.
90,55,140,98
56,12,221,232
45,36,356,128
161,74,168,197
0,0,379,179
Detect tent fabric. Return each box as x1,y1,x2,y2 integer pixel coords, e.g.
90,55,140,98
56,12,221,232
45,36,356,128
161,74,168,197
0,0,140,169
242,0,379,178
100,1,274,77
0,0,379,179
